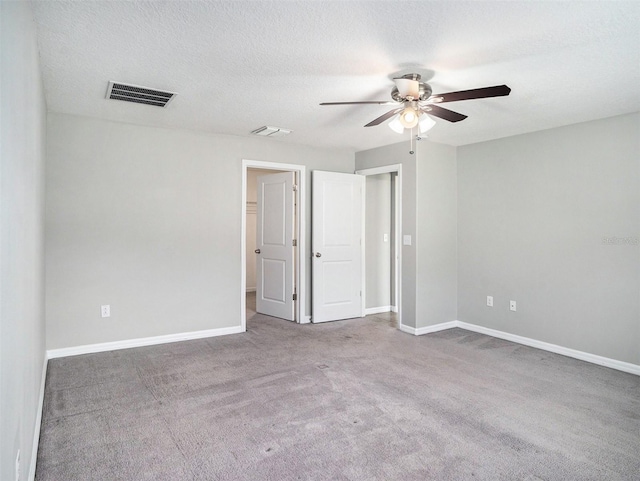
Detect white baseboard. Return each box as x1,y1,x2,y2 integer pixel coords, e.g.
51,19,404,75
245,287,256,293
365,305,393,315
415,321,459,335
47,325,245,359
399,323,416,335
391,305,398,313
456,321,640,376
300,315,312,324
29,355,48,481
400,320,457,336
401,319,639,376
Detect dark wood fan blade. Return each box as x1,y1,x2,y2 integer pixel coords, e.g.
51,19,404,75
423,105,467,123
320,101,397,106
430,85,511,103
364,108,402,127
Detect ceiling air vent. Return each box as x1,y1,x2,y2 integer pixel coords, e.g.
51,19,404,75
106,81,177,107
250,126,292,137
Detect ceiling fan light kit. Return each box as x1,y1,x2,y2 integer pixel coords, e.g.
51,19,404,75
418,114,436,133
388,115,404,134
399,106,419,128
321,73,511,153
389,109,436,135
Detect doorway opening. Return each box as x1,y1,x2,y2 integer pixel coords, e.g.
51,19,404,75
356,164,402,329
241,160,307,331
245,168,286,319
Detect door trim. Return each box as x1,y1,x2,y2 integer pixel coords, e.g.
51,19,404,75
241,160,307,331
355,164,403,330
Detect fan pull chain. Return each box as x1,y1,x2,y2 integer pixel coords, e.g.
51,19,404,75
409,127,415,155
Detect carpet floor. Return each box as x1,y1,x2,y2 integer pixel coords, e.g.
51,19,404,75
36,312,639,480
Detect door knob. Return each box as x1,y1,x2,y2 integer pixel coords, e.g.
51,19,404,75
255,249,261,254
315,252,322,258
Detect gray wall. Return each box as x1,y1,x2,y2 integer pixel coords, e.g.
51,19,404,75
46,113,353,350
458,114,640,365
365,173,391,309
416,141,458,328
356,140,458,329
356,143,418,327
1,1,47,480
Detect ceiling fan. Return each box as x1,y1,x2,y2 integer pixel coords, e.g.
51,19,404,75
320,73,511,134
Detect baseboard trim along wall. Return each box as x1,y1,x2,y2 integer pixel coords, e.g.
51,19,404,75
457,321,640,376
399,324,415,335
28,356,48,481
400,321,458,336
365,305,393,315
47,325,245,359
402,320,640,376
415,321,459,336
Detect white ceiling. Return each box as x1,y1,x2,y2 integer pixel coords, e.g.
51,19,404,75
32,1,640,152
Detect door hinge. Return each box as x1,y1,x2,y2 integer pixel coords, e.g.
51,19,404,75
293,184,298,192
293,293,297,301
293,239,297,246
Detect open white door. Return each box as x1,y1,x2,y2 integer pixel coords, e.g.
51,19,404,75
256,172,295,321
312,171,364,323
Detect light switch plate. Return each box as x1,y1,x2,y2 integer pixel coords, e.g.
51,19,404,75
403,235,412,246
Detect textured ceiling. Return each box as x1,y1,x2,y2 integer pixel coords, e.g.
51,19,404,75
32,1,640,152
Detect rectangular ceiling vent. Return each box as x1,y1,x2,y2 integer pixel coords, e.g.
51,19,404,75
106,81,177,107
250,126,292,137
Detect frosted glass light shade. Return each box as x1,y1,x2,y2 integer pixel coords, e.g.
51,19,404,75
399,107,419,128
418,114,436,133
388,115,404,134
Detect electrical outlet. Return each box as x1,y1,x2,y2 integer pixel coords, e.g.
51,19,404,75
101,305,110,318
510,300,517,312
486,296,493,307
15,449,20,481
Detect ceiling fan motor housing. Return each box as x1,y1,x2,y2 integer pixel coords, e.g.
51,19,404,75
391,73,432,102
391,82,432,102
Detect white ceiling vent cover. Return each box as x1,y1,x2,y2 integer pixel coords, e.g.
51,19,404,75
250,126,292,137
106,81,177,107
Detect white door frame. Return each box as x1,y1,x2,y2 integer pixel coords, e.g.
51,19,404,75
241,160,306,331
355,164,403,330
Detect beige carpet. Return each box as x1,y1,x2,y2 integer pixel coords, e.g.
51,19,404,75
36,313,639,480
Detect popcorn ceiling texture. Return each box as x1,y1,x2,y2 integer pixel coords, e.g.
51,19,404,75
32,1,640,151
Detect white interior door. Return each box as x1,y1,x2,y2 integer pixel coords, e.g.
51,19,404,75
312,171,364,323
256,172,295,321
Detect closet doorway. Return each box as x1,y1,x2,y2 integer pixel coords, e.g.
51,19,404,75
241,160,306,330
357,164,402,327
